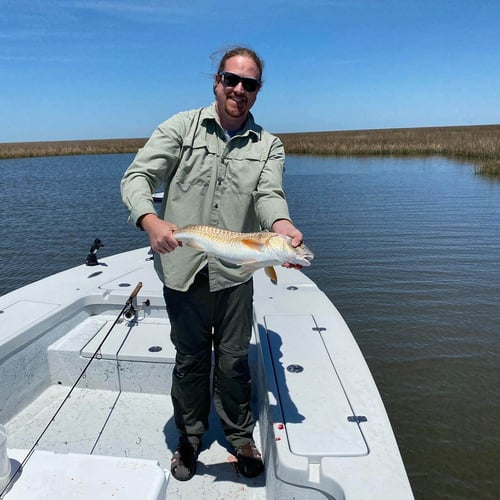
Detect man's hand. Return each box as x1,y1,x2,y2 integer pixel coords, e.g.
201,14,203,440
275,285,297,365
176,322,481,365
271,219,304,269
139,214,180,254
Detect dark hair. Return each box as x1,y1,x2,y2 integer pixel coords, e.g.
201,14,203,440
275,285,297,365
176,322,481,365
215,46,264,81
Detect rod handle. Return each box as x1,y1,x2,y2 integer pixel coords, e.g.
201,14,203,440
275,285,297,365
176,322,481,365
128,281,143,302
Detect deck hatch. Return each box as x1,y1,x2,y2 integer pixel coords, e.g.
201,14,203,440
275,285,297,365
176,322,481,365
264,314,368,457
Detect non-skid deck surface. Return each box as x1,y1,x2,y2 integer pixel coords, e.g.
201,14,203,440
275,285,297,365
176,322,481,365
6,385,265,499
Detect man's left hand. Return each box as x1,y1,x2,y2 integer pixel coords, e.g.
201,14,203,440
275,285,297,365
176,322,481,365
271,219,304,269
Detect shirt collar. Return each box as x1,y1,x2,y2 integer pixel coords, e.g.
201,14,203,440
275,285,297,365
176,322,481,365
201,102,261,140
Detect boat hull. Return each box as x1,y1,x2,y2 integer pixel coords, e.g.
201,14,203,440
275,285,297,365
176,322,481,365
0,247,413,499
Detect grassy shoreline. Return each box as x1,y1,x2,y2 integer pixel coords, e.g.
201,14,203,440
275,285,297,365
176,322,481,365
1,124,499,176
0,138,147,160
278,124,500,176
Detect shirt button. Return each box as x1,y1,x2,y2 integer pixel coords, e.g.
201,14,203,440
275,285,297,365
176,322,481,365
214,204,218,209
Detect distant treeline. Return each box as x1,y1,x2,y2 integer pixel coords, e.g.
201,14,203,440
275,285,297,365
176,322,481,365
1,124,499,176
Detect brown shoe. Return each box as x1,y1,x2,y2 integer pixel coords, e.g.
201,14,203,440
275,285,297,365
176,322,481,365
235,441,264,478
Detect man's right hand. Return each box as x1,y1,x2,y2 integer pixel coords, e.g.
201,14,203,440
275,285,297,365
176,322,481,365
138,214,181,254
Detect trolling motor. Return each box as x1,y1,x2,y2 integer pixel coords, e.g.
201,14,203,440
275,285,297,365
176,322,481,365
85,238,104,266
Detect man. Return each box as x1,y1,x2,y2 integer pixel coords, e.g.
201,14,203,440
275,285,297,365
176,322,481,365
121,46,303,481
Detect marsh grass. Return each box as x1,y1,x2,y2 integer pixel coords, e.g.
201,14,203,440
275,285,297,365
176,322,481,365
1,125,499,176
475,160,500,177
278,124,499,163
0,138,146,160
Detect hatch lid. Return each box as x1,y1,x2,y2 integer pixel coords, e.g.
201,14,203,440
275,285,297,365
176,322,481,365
265,314,368,457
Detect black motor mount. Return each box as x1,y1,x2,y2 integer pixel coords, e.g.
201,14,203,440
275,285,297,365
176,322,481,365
85,238,104,266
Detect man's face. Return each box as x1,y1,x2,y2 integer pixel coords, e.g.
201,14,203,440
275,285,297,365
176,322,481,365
214,55,261,128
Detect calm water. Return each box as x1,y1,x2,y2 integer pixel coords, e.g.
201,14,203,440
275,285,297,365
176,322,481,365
1,154,499,499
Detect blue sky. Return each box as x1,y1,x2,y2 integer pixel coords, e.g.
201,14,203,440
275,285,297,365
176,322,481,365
1,0,499,142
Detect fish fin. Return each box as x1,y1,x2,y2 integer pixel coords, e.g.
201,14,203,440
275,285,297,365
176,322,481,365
241,238,267,252
237,261,265,269
265,266,278,285
183,241,205,251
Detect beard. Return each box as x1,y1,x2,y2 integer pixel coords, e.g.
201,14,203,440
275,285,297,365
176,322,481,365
224,96,249,119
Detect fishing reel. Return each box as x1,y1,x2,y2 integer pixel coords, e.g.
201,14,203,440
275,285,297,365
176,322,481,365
123,299,151,320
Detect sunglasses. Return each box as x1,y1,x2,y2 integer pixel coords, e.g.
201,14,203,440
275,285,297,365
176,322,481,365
218,71,261,92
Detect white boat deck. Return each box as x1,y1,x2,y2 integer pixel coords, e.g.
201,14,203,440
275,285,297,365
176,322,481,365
0,247,413,499
2,276,265,498
6,388,265,499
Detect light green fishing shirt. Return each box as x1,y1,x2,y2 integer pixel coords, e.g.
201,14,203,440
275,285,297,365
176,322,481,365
120,102,291,292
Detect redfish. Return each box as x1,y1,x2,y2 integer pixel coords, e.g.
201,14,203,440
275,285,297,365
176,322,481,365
173,224,313,284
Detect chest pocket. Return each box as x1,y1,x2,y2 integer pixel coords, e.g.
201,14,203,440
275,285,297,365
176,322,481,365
175,144,215,193
225,147,266,195
174,112,216,193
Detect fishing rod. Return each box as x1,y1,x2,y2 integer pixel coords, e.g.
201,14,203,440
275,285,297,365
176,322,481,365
0,282,144,498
